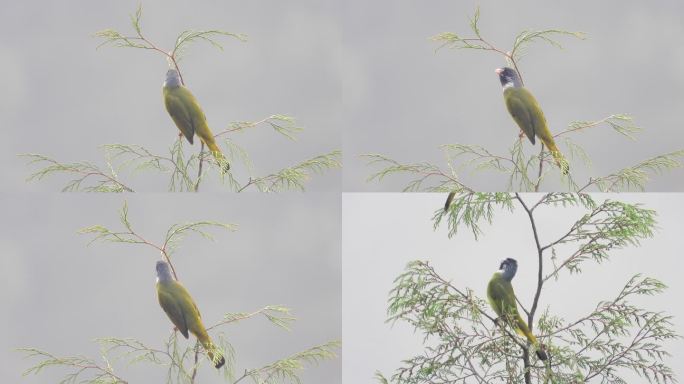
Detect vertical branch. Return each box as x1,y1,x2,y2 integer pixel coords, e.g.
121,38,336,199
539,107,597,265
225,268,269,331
159,241,179,281
166,252,179,281
515,193,544,384
511,59,524,87
172,58,184,86
514,194,546,330
190,341,200,383
195,142,205,192
522,348,532,384
535,144,545,192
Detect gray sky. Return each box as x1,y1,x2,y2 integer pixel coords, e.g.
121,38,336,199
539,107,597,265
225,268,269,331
343,193,684,383
1,0,342,192
3,1,684,383
3,1,683,192
343,0,684,191
0,193,341,383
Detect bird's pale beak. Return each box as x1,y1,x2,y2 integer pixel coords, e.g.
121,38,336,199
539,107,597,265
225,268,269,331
495,68,503,75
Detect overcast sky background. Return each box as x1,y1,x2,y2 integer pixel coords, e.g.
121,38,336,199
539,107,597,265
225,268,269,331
343,0,684,191
0,193,340,383
343,193,684,383
4,1,684,193
3,1,684,383
1,0,342,192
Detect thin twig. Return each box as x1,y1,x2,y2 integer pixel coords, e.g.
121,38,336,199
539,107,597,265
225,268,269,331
534,144,545,192
190,342,200,383
195,142,205,192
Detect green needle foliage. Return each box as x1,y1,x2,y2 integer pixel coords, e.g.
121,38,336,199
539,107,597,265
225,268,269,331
21,5,341,192
19,203,340,383
19,313,340,384
94,4,247,57
364,9,684,193
378,193,679,384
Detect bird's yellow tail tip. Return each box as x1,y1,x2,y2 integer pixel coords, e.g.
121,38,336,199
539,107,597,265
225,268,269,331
215,155,230,173
208,349,226,369
207,144,230,173
551,151,569,175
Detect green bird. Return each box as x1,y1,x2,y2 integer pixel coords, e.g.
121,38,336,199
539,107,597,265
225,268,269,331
496,67,568,174
487,258,548,361
163,69,229,171
155,260,225,369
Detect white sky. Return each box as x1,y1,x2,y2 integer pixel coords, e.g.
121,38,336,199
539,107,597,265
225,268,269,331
343,193,684,383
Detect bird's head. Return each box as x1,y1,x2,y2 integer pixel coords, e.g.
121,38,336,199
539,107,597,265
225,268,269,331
495,67,522,89
164,69,182,88
498,257,518,281
156,260,174,282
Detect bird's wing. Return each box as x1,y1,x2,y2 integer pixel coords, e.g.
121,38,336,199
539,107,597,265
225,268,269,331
498,282,527,338
524,91,549,143
488,277,521,316
193,301,202,319
173,285,215,352
487,275,537,342
500,281,521,317
487,275,507,316
157,283,190,338
504,89,536,145
164,89,196,144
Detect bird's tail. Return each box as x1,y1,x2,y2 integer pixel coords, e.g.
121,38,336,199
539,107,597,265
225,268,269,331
198,335,226,369
542,139,569,175
515,314,548,361
204,139,230,173
206,345,226,369
444,192,456,212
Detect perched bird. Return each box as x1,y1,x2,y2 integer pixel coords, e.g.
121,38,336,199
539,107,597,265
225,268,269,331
487,258,548,361
444,192,455,212
163,69,229,171
155,260,225,369
496,67,568,174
